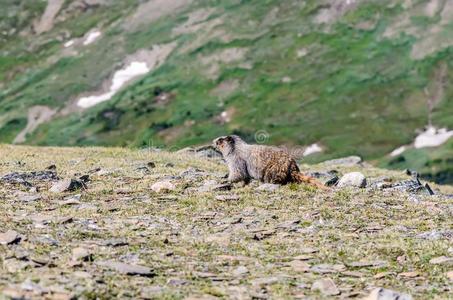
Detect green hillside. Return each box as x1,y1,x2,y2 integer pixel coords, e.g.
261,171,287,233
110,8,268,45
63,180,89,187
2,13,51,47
0,0,452,183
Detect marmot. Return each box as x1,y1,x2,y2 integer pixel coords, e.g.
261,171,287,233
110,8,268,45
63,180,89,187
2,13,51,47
213,135,326,189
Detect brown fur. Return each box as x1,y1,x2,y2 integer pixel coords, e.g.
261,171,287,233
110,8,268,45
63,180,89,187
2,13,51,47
213,135,326,189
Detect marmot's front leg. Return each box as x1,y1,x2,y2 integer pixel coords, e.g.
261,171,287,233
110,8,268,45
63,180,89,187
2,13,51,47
227,158,250,184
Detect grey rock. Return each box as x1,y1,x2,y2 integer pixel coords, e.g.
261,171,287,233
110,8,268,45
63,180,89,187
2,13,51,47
311,278,340,296
0,230,21,245
198,180,232,192
215,194,240,201
232,266,249,276
104,238,128,247
322,156,362,166
1,170,58,186
179,167,207,180
311,263,346,274
256,183,280,192
429,256,453,265
337,172,367,188
18,194,41,202
364,288,412,300
33,235,59,246
71,247,92,261
50,178,86,193
97,261,155,276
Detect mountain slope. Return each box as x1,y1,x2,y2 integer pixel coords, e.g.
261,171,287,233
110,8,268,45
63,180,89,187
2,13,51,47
0,0,452,183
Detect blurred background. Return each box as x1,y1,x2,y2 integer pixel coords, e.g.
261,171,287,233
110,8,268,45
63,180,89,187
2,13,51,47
0,0,451,184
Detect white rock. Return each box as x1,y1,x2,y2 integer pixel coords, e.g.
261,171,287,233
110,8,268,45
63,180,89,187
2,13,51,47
151,181,176,193
363,288,412,300
337,172,366,188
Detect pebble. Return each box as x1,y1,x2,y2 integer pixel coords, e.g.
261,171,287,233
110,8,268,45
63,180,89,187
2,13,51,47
429,256,453,265
71,247,92,261
97,261,155,277
50,179,86,193
363,288,412,300
0,230,21,245
151,181,176,193
215,194,240,201
256,183,280,192
311,278,340,296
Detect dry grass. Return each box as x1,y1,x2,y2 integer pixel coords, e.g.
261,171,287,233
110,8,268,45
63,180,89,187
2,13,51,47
0,145,452,299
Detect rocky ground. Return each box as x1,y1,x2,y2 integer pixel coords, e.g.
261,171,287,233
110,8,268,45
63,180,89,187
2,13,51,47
0,145,452,299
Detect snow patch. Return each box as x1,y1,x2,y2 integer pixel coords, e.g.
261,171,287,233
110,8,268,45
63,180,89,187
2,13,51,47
77,62,149,108
414,126,453,148
83,31,101,45
303,143,323,156
64,40,74,48
390,146,407,157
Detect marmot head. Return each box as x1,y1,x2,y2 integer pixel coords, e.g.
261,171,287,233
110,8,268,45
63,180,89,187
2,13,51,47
213,135,242,156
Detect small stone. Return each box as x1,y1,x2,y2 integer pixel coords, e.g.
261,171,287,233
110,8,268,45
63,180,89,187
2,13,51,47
164,163,174,168
311,278,340,296
256,183,280,192
322,156,362,166
215,194,240,201
293,254,314,260
447,271,453,281
232,266,249,277
104,238,128,247
251,277,280,286
341,271,364,278
347,260,387,268
0,230,21,245
71,247,92,261
374,272,393,279
30,256,50,266
141,285,164,298
363,288,412,300
429,256,453,265
197,180,232,192
289,260,310,272
73,271,92,279
311,263,346,274
398,271,420,278
300,247,319,254
151,181,176,193
337,172,367,188
18,194,41,202
50,178,86,193
97,261,154,276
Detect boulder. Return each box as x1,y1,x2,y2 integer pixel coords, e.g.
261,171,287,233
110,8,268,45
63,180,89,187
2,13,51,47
337,172,367,188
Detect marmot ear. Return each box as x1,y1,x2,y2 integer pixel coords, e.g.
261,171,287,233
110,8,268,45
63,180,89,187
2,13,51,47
225,136,235,144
